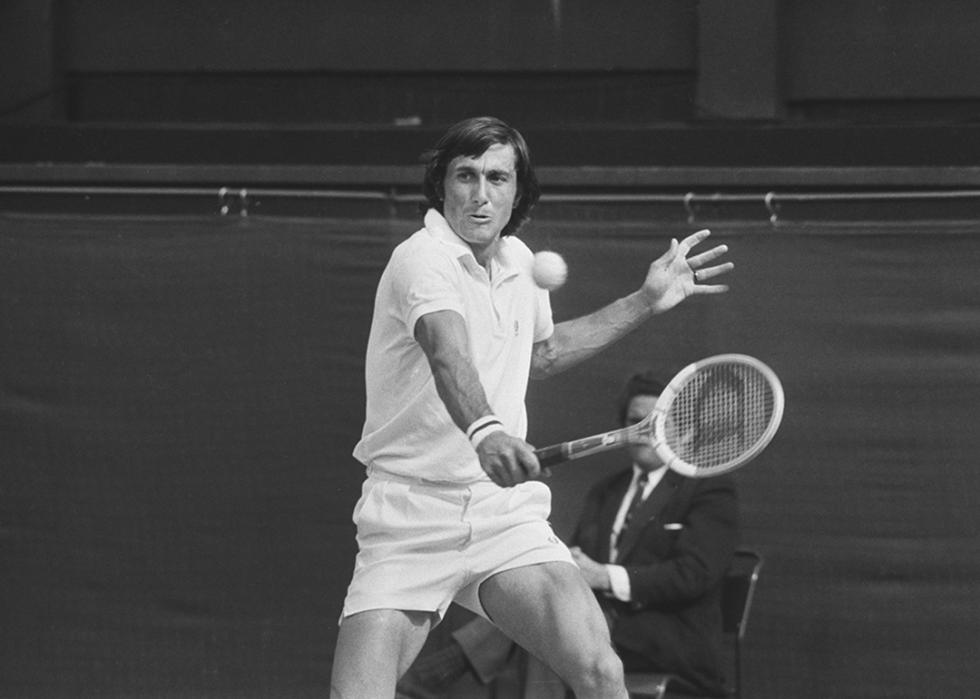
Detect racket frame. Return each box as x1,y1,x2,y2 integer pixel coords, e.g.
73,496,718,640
653,353,785,477
534,353,784,478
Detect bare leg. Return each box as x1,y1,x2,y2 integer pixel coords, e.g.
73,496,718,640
479,562,628,699
453,615,516,683
330,608,436,699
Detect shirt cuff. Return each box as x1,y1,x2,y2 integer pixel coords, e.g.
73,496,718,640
606,564,632,602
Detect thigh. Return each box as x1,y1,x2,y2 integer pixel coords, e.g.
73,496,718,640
477,561,613,683
331,608,435,698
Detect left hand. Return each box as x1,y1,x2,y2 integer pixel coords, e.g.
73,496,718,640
642,229,733,314
570,546,611,592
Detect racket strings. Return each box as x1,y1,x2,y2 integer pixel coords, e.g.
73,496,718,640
665,364,777,473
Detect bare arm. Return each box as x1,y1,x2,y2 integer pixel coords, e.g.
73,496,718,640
532,229,732,378
532,290,653,378
414,310,541,486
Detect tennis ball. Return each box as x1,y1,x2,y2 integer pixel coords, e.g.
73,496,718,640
532,250,568,291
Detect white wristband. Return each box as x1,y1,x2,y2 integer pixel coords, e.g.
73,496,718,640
467,415,504,449
470,423,504,449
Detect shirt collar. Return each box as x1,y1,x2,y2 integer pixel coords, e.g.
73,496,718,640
632,464,668,493
424,208,473,256
423,208,521,282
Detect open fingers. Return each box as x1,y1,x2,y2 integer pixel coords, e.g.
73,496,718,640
676,228,712,255
687,243,729,269
687,235,733,291
692,279,731,294
693,261,734,283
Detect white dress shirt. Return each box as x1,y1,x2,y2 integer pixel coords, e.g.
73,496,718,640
606,464,668,602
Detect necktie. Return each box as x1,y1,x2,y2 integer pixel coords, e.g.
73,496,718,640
616,471,649,550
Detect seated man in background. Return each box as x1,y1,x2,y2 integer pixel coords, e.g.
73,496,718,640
398,371,740,698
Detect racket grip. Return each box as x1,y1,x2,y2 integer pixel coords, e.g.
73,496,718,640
535,443,568,468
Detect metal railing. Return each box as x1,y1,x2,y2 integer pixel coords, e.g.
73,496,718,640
2,183,979,223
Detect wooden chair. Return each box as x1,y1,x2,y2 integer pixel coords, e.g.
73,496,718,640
625,549,764,699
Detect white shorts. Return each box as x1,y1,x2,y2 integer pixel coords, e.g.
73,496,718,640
340,469,573,623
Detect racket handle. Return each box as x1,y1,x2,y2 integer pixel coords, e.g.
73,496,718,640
535,443,569,468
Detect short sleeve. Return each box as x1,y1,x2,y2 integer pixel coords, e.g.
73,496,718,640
390,246,466,334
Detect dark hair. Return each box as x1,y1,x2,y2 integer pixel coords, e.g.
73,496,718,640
421,116,541,237
617,371,668,427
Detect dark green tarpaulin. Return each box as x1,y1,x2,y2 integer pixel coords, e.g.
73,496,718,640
2,210,978,698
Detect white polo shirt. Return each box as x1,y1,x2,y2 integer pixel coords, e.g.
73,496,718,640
353,209,555,483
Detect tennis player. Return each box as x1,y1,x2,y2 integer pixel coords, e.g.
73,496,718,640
331,116,733,699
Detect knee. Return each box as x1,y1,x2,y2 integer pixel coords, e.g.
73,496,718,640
571,646,624,696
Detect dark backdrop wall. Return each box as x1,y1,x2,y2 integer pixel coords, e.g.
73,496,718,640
2,205,978,698
6,0,980,124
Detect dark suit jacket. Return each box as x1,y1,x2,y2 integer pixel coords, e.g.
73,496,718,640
571,467,739,697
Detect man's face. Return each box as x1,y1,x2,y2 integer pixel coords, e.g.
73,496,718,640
441,143,519,257
626,394,665,471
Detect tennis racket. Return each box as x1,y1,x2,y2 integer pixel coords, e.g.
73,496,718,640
535,354,784,478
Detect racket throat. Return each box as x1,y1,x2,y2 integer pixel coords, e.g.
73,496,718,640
565,430,635,459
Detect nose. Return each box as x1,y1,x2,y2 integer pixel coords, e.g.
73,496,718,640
472,175,489,204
